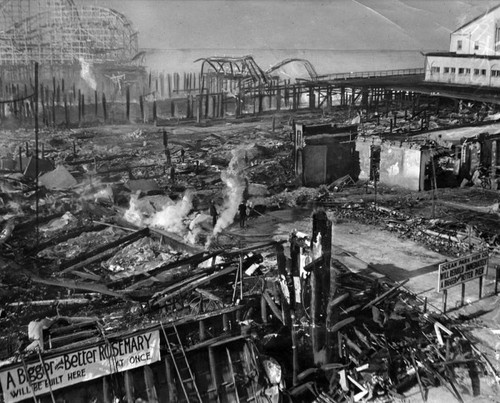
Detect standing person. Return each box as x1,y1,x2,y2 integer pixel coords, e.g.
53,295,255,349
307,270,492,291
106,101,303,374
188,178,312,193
180,148,185,163
163,130,171,166
170,164,176,184
238,200,247,228
209,200,218,227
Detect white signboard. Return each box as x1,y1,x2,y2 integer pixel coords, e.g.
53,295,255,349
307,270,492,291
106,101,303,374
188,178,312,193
437,251,489,292
0,330,160,403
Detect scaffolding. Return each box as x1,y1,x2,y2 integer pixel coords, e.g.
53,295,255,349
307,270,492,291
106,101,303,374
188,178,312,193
0,0,139,66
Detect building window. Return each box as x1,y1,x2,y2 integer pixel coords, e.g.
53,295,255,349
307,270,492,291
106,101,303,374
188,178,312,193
481,69,487,75
474,69,480,75
474,42,479,50
492,69,500,77
444,67,450,73
465,68,471,74
431,66,440,74
457,40,463,50
450,67,456,73
458,68,464,74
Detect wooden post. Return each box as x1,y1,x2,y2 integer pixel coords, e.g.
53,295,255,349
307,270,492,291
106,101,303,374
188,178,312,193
78,89,81,123
495,265,499,295
81,93,85,119
103,376,112,403
310,210,332,365
153,100,157,123
479,276,483,299
139,95,144,122
205,90,209,118
442,289,448,314
309,87,315,109
199,319,206,341
18,147,23,173
126,86,130,121
276,85,281,111
208,347,220,402
64,95,69,127
102,93,107,122
461,283,466,307
220,92,225,118
143,366,159,403
164,357,177,402
291,312,299,386
124,370,134,403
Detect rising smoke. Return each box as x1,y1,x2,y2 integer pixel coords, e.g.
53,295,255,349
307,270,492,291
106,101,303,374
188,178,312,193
79,58,97,91
206,147,248,247
122,147,249,249
123,191,194,237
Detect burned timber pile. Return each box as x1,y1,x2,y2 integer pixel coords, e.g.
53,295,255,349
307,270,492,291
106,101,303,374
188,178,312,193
2,98,500,401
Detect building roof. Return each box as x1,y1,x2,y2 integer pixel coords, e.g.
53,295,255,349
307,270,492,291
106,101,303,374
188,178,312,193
453,3,500,33
425,52,500,60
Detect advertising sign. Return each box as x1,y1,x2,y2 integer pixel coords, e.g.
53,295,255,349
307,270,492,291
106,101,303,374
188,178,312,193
437,251,489,292
0,330,160,403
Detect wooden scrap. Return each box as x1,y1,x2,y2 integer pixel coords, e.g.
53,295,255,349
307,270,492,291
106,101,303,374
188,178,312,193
262,291,284,325
362,279,409,310
60,228,149,272
31,277,126,299
152,265,238,307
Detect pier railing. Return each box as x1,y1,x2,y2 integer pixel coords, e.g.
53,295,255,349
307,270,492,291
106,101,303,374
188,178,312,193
317,68,425,81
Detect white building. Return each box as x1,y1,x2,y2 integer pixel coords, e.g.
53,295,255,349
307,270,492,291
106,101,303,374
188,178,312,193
425,4,500,87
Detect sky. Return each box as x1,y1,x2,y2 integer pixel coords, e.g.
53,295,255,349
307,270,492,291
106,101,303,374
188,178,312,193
93,0,500,52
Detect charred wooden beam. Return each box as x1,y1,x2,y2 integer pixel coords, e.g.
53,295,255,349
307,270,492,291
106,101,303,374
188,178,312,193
26,224,107,255
152,265,239,307
59,228,149,272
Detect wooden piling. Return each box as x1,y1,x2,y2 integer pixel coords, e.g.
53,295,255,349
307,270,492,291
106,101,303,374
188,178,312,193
126,86,130,121
102,93,107,122
139,95,144,122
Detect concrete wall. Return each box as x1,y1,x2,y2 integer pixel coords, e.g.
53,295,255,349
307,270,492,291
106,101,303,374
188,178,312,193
356,139,373,181
451,8,500,55
356,138,425,191
425,55,500,87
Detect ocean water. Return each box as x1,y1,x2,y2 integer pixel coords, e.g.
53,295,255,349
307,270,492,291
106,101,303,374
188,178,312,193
143,48,426,76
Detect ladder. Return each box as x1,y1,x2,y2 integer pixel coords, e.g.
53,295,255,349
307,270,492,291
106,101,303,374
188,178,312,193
225,347,241,403
161,322,202,403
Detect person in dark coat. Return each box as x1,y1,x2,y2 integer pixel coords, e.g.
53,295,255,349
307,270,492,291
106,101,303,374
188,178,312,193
238,200,247,228
170,164,176,183
209,200,218,227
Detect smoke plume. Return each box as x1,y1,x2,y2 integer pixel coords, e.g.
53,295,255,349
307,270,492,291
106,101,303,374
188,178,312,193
149,191,193,234
123,191,194,239
206,147,248,247
79,58,97,91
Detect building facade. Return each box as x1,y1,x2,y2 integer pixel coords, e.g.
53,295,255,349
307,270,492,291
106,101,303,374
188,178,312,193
425,5,500,87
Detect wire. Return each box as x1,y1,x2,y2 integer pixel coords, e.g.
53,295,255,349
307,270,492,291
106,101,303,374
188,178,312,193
0,92,35,104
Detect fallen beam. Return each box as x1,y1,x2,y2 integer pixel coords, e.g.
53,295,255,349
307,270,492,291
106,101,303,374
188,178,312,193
59,228,149,272
31,277,126,299
152,265,238,307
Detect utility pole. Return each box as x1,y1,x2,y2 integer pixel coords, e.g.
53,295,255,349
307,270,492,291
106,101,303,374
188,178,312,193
431,149,437,219
34,62,39,246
